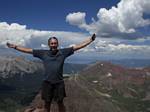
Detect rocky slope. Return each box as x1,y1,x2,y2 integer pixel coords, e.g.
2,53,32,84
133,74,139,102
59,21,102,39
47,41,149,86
0,56,87,112
0,56,86,78
23,61,150,112
0,56,44,78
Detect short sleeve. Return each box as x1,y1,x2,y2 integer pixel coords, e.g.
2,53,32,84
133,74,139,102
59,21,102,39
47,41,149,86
33,49,45,59
61,47,74,58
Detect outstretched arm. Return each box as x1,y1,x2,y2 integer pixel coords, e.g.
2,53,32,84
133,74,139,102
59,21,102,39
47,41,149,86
73,34,96,51
6,43,33,54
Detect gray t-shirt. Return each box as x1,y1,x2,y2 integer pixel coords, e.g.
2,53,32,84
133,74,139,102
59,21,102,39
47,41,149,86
33,47,74,83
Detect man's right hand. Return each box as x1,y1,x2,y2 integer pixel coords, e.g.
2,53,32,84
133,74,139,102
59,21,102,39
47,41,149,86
6,42,17,49
6,42,33,54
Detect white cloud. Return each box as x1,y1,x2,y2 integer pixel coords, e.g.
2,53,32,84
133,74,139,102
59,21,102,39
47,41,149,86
0,22,150,59
78,38,150,59
95,39,150,52
66,12,86,26
0,22,26,30
106,44,150,52
0,22,88,49
66,0,150,38
41,44,47,48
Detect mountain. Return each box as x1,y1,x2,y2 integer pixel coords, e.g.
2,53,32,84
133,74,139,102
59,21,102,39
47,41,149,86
0,56,87,78
109,59,150,68
24,61,150,112
0,56,87,112
0,56,87,93
0,56,44,78
0,56,149,112
0,56,87,89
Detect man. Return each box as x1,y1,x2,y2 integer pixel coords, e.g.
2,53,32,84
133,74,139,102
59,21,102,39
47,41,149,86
6,34,96,112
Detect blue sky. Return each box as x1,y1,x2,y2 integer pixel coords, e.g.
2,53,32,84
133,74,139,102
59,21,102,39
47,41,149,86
0,0,120,31
0,0,150,62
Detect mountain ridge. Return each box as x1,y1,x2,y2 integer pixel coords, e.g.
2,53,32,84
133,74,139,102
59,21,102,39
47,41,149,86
23,61,150,112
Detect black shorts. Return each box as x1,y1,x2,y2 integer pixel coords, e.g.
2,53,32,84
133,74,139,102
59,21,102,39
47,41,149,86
41,81,66,103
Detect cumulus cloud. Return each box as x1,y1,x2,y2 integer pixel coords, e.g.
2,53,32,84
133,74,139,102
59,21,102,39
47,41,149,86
66,12,86,26
0,22,88,49
95,42,150,53
0,22,150,59
66,0,150,39
78,38,150,59
0,22,26,30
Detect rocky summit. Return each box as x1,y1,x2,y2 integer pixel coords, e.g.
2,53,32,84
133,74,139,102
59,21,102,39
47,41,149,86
24,61,150,112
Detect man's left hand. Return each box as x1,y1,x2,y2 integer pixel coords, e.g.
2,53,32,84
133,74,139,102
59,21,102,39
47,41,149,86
91,34,96,41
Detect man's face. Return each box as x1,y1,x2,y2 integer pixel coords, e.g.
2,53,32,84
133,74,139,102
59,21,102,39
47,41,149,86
49,38,58,50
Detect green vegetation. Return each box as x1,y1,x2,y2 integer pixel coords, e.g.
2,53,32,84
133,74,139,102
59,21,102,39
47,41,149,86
0,91,36,112
111,89,150,112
